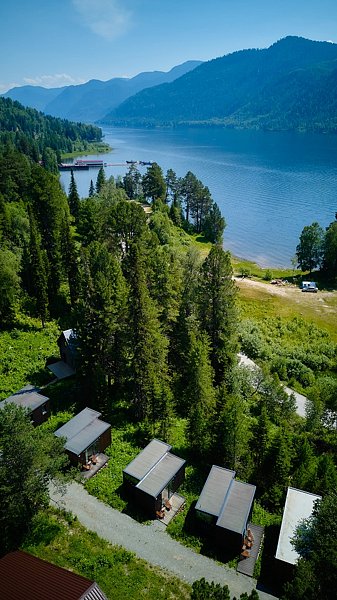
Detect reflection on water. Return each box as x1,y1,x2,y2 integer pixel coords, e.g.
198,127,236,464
60,127,337,267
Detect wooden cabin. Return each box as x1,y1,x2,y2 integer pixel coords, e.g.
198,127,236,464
0,385,50,426
57,329,78,370
195,465,256,553
123,439,186,516
54,407,111,467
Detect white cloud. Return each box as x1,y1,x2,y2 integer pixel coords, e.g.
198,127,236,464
72,0,132,40
0,82,20,94
23,74,86,88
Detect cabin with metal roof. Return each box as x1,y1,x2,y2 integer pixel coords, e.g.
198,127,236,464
123,439,186,516
0,550,107,600
195,465,256,551
55,407,111,467
276,487,321,567
0,384,50,426
58,328,78,370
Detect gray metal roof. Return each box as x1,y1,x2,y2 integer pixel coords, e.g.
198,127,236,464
63,329,76,342
0,385,49,413
123,439,171,481
275,487,321,565
217,479,256,535
55,408,110,456
195,466,235,516
136,452,186,498
48,361,75,380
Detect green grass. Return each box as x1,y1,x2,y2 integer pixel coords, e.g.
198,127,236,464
22,509,190,600
61,142,111,159
0,315,59,400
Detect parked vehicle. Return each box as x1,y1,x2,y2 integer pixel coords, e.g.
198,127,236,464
301,281,318,292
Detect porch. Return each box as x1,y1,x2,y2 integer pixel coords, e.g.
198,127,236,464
81,453,109,480
156,493,186,526
237,523,264,577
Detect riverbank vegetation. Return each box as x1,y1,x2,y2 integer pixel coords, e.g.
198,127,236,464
0,101,336,598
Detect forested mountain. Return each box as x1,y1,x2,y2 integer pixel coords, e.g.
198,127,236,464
2,85,66,112
104,37,337,132
0,97,102,171
3,61,202,123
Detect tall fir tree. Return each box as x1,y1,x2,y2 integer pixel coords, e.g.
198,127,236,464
68,170,81,219
185,318,216,457
142,162,166,202
198,245,238,385
88,179,95,197
75,241,129,411
127,241,172,436
96,166,106,194
28,208,49,327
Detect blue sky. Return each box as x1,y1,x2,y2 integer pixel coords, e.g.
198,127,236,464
1,0,337,93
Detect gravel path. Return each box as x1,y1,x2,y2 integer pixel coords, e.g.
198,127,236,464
50,482,277,600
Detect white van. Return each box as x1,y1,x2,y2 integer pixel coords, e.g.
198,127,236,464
301,281,318,293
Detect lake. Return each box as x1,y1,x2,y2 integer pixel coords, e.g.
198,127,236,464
60,127,337,268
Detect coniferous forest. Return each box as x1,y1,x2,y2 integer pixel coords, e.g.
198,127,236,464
0,99,337,600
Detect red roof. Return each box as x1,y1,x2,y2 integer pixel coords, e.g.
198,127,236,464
0,551,107,600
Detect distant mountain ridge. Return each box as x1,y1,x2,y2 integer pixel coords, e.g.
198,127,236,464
3,61,202,123
103,37,337,132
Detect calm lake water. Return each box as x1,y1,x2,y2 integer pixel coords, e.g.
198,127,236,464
60,127,337,268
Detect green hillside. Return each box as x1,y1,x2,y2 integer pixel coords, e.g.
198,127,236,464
104,37,337,132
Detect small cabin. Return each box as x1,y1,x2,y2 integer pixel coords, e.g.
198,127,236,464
195,465,256,552
275,487,321,573
0,385,50,426
123,439,186,516
54,407,111,467
57,329,78,370
0,551,107,600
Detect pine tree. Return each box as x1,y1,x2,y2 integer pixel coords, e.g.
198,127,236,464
198,245,238,385
75,241,129,411
213,387,251,474
88,179,95,197
96,166,106,194
28,208,49,327
127,241,172,434
142,162,166,202
0,193,10,242
68,170,81,219
185,318,216,457
263,428,292,510
61,215,80,307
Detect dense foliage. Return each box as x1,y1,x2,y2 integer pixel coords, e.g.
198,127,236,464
296,214,337,282
0,405,67,554
283,492,337,600
0,96,102,170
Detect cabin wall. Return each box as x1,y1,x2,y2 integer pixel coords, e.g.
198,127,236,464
58,337,76,369
215,526,243,553
99,427,111,452
31,400,50,426
169,464,185,495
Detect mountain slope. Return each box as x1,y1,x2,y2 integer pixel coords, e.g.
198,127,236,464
3,61,202,123
105,37,337,132
3,85,66,112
